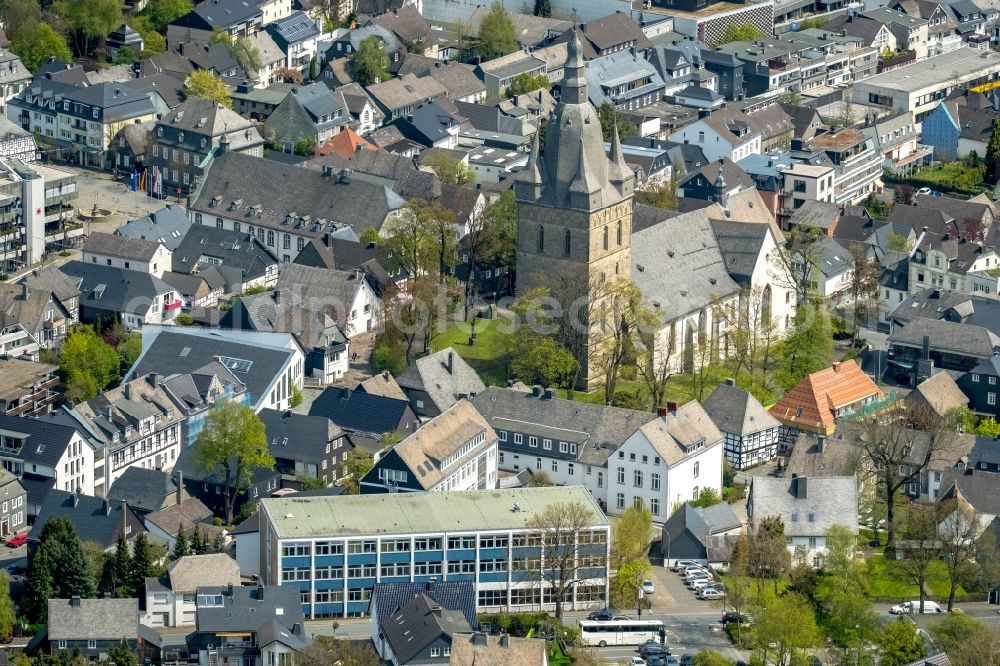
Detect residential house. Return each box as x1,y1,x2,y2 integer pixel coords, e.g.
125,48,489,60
369,580,476,662
889,318,1000,385
0,282,76,358
802,129,882,205
246,31,285,85
371,6,438,58
404,62,486,105
935,467,1000,538
395,348,486,419
166,0,264,48
448,632,548,665
186,584,307,666
58,261,183,330
230,81,295,120
172,444,280,521
613,401,724,520
0,470,26,538
222,287,349,383
46,598,141,660
585,50,665,112
922,91,999,161
270,262,379,336
324,25,402,75
0,114,38,162
144,496,223,550
189,152,405,256
232,513,261,576
958,357,1000,417
57,83,158,169
258,487,610,618
677,157,755,203
308,386,418,453
259,409,347,486
112,121,153,175
472,385,657,510
264,83,349,153
703,379,781,470
107,466,183,515
669,107,762,163
889,0,962,56
906,372,970,419
554,15,652,60
366,73,447,121
143,553,241,628
0,413,95,496
358,372,408,402
0,358,60,417
465,6,569,49
149,98,264,197
748,475,858,566
813,236,854,302
661,501,743,567
31,490,145,550
336,82,384,134
266,12,323,76
768,359,886,445
360,400,498,494
394,101,462,150
128,326,305,413
475,52,547,98
83,232,171,278
0,49,30,114
315,127,375,158
169,225,278,296
116,204,192,251
377,594,473,665
860,111,927,176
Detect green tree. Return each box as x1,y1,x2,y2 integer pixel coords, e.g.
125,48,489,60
129,532,156,597
596,102,639,143
107,639,137,666
234,500,258,526
692,651,734,666
527,471,553,486
211,530,226,553
193,400,274,525
634,176,679,210
421,150,473,186
753,592,819,665
183,70,232,108
691,487,722,508
117,332,142,370
228,37,262,78
718,23,766,45
341,448,373,494
505,72,550,97
509,324,578,388
351,34,389,86
929,612,989,655
533,0,551,17
132,16,166,54
9,21,72,72
55,0,122,56
776,301,833,389
24,546,54,622
111,46,136,65
879,621,925,666
293,137,315,156
373,346,406,374
1,0,41,43
0,572,16,639
976,417,1000,438
612,502,653,569
190,526,207,554
987,118,1000,184
171,524,189,560
103,534,132,597
309,54,319,81
25,518,96,622
139,0,193,31
948,405,978,432
478,1,517,60
611,558,651,610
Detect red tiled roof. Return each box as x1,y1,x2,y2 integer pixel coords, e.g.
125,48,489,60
317,128,376,158
768,359,883,435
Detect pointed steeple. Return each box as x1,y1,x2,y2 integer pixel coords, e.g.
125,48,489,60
608,122,630,184
562,29,587,105
514,127,544,201
570,138,600,201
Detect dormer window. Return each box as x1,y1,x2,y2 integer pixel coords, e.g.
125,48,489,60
200,138,207,148
178,131,185,142
158,128,164,138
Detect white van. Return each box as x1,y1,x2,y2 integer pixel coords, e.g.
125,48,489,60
890,600,943,614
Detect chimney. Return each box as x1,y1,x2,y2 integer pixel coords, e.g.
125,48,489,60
274,290,281,305
832,362,841,372
124,383,133,401
73,489,80,507
70,596,81,607
21,283,28,300
922,335,930,360
150,373,160,388
227,582,234,597
699,108,711,119
666,401,679,416
817,435,826,453
796,476,808,499
382,371,389,380
426,577,436,591
103,498,111,516
725,378,736,387
656,406,668,417
447,351,455,375
532,385,542,398
176,470,183,506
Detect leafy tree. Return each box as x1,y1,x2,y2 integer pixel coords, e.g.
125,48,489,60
718,23,766,45
351,34,389,86
771,224,825,305
1,0,41,43
234,500,259,526
634,176,679,211
111,46,136,65
462,190,516,314
274,66,304,84
612,502,652,569
290,385,303,408
879,621,925,666
527,471,553,487
987,118,1000,184
107,640,137,666
976,416,1000,438
341,448,373,494
131,15,166,54
129,532,157,597
293,137,315,156
929,613,989,656
775,301,833,389
753,592,818,665
421,150,473,186
54,0,122,56
25,518,96,622
117,332,142,370
847,242,881,337
373,345,406,374
505,72,550,97
183,70,232,108
381,199,434,277
228,37,262,77
172,524,189,560
298,636,381,666
9,21,71,73
139,0,193,31
691,487,722,508
478,1,517,60
937,497,986,610
509,289,579,389
0,572,16,639
211,530,227,553
611,558,651,610
533,0,550,17
190,526,207,554
193,400,274,524
101,535,132,597
24,546,54,622
692,651,734,666
309,54,319,80
596,102,639,143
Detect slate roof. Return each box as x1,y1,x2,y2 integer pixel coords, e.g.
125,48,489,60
191,152,404,238
124,73,186,109
471,386,655,466
174,0,262,30
30,489,141,548
891,288,1000,330
788,200,841,231
709,220,771,285
631,207,741,323
558,13,652,59
107,467,178,513
785,431,865,478
259,409,343,462
905,372,969,418
635,401,724,467
664,501,743,551
749,475,858,536
84,231,163,262
415,62,485,101
768,360,884,434
890,318,1000,358
939,468,1000,516
0,414,80,469
382,594,473,665
195,584,302,633
308,387,414,440
166,553,240,593
396,348,486,413
369,580,476,635
278,82,348,133
448,633,548,665
157,97,257,138
171,225,276,289
371,5,433,45
223,285,348,352
358,372,408,401
48,598,138,640
58,261,175,317
63,82,155,121
273,262,369,323
173,442,279,491
129,329,297,409
0,282,53,333
366,72,447,115
145,497,218,539
913,192,995,225
466,7,569,47
703,381,780,437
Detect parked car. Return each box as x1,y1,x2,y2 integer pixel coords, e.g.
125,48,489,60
672,560,702,571
642,580,655,594
680,656,694,666
684,571,711,584
677,564,705,575
721,611,754,625
587,607,620,621
639,641,669,658
5,534,26,548
916,187,931,195
890,600,943,614
647,657,665,666
666,657,679,666
629,658,647,666
699,588,726,600
688,578,714,590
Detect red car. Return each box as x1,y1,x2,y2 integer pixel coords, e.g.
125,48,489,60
6,533,27,548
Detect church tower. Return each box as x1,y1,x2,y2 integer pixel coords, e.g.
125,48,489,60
514,30,635,389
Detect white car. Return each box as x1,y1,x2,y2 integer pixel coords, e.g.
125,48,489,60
629,658,647,666
677,564,704,575
689,578,714,590
891,600,943,614
916,187,932,195
684,569,709,580
672,560,702,571
699,588,726,600
641,580,655,594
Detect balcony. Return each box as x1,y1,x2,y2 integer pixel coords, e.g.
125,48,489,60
877,49,916,73
163,300,182,312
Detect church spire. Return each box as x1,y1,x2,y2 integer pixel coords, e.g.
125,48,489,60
608,122,630,184
514,126,544,200
562,29,587,105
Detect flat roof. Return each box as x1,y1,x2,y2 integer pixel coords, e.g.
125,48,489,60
261,487,608,539
785,163,834,176
634,0,773,19
861,47,1000,92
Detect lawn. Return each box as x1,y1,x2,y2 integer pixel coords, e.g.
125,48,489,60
902,161,987,195
864,549,961,599
429,316,512,386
